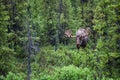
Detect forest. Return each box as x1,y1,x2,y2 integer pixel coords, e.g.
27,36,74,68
0,0,120,80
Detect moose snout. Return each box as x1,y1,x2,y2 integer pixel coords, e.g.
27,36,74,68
76,44,80,50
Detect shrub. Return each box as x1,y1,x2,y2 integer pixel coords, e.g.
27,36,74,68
55,65,94,80
1,72,25,80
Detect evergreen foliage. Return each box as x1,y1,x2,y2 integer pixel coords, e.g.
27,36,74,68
0,0,120,80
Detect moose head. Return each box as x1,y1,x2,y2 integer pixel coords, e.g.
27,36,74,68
64,27,90,50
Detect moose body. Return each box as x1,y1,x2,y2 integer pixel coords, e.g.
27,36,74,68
64,27,90,50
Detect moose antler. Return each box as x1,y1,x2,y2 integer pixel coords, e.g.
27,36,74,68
64,29,72,37
85,27,91,35
64,29,76,38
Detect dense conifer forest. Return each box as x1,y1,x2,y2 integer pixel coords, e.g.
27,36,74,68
0,0,120,80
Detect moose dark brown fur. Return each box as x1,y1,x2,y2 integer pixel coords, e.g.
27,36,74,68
64,27,90,50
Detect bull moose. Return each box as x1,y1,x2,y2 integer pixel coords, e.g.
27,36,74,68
64,27,90,50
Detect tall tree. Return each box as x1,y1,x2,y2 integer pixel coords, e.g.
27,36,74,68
0,0,16,76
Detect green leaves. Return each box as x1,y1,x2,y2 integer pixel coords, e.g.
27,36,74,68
0,47,15,75
56,65,93,80
1,72,25,80
0,0,120,79
96,38,103,49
